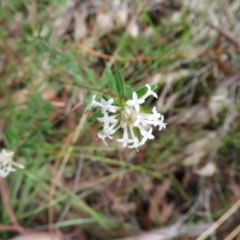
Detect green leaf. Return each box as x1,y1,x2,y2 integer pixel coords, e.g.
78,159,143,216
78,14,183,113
124,86,143,99
134,85,147,97
88,110,103,123
140,106,153,114
5,128,20,147
115,68,125,97
133,127,141,141
134,84,158,97
104,68,118,96
21,142,38,151
125,85,133,98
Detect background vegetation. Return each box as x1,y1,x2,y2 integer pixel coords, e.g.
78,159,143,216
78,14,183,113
0,0,240,239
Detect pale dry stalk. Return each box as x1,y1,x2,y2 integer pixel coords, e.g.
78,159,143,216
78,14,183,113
48,110,88,230
224,224,240,240
196,199,240,240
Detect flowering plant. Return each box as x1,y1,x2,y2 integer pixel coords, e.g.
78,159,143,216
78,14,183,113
0,149,24,178
89,69,166,150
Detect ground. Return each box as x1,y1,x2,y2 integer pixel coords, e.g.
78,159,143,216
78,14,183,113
0,0,240,239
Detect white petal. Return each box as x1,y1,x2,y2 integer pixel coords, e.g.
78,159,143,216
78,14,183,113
117,127,133,148
126,92,144,112
101,98,119,113
2,149,14,157
98,132,109,145
0,149,24,178
90,95,103,109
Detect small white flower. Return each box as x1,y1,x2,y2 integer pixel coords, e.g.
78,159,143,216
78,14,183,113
126,92,144,112
141,84,158,100
98,112,118,130
0,149,24,178
97,113,120,145
127,127,140,149
98,130,111,145
152,107,161,120
90,96,119,113
90,84,166,149
117,126,133,148
100,98,119,113
89,95,102,108
145,107,167,130
139,127,154,146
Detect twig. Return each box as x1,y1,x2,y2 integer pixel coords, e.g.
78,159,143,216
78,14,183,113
0,178,22,230
75,43,240,62
207,21,239,47
196,199,240,240
0,224,31,233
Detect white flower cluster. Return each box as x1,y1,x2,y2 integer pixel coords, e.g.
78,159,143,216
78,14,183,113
0,149,24,178
90,84,166,149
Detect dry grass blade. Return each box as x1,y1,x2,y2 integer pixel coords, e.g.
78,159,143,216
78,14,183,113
224,224,240,240
196,199,240,240
115,223,212,240
75,43,240,62
10,232,64,240
48,110,88,230
0,224,44,234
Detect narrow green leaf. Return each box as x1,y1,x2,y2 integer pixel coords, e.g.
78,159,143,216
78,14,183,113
75,200,110,229
115,68,125,97
133,84,158,97
133,127,141,141
104,68,118,96
140,106,153,114
5,128,20,147
88,110,103,123
125,85,133,98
